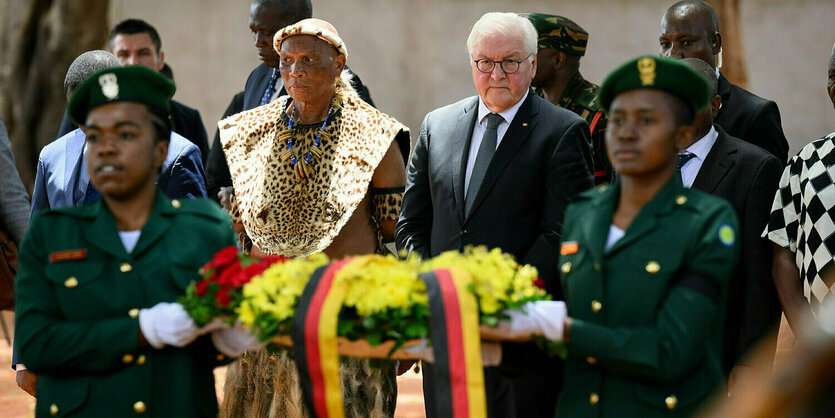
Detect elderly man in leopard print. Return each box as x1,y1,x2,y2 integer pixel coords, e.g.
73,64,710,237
217,18,409,418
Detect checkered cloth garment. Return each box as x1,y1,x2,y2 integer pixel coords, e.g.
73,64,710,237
763,131,835,312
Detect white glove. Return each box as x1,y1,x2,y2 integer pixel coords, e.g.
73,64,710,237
403,339,503,366
491,301,567,342
211,322,266,357
138,302,199,349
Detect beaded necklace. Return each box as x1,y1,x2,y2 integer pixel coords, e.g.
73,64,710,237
278,100,334,181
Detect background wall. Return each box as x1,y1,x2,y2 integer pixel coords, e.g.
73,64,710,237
109,0,834,155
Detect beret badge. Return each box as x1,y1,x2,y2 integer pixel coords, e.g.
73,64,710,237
98,73,119,100
637,58,656,86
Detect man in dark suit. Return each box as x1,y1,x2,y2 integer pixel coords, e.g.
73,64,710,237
679,58,783,396
396,12,593,417
106,19,209,163
204,0,393,200
659,0,789,164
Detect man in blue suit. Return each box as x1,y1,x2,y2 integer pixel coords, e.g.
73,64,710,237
15,50,205,396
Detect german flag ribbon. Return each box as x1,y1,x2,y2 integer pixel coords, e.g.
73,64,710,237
293,258,355,418
419,268,487,418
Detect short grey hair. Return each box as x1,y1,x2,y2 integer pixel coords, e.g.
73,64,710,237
64,50,122,97
681,57,717,97
466,12,537,58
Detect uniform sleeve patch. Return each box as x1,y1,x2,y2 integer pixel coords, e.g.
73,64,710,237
718,223,736,247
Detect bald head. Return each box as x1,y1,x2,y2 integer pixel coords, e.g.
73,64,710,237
659,0,722,68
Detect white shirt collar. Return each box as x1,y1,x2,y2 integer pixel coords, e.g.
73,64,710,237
476,89,529,126
685,125,719,161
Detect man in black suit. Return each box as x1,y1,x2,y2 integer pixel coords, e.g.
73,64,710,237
396,12,593,417
108,19,210,163
679,58,783,396
659,0,789,164
204,0,393,200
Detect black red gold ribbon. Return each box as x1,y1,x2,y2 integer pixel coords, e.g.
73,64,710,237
293,258,354,418
420,268,486,417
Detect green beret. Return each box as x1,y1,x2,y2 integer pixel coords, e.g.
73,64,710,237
597,55,710,113
525,13,588,57
68,66,175,125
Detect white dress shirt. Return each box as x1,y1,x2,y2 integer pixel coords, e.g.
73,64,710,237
464,90,529,194
679,126,718,188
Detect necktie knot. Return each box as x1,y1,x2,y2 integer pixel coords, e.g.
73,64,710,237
677,152,696,171
485,113,503,130
259,69,280,106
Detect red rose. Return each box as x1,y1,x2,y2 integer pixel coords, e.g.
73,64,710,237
195,280,208,296
216,262,243,287
203,246,240,272
231,259,276,287
214,287,232,307
533,277,545,289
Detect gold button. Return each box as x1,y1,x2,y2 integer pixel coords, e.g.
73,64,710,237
598,185,608,193
120,262,132,273
586,357,597,364
137,355,146,365
590,393,599,405
133,401,147,413
665,395,678,409
593,262,601,271
216,354,225,361
645,261,661,274
64,277,78,288
561,262,572,274
128,308,140,318
50,403,59,415
591,300,603,313
675,195,687,205
122,354,134,364
171,199,181,209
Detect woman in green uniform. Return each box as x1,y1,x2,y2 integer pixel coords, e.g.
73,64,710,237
484,56,739,417
14,66,237,417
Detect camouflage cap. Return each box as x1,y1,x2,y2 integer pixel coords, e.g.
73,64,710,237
68,66,174,125
525,13,588,57
597,55,710,113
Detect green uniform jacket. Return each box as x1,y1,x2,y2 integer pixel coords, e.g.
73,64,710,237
556,178,739,417
15,190,237,417
542,72,612,185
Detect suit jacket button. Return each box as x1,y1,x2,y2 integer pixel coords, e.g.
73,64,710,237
64,277,78,288
591,300,603,313
50,404,59,415
120,262,133,273
675,195,687,205
171,199,181,209
122,354,134,364
561,262,572,274
133,401,147,413
589,393,599,405
665,395,678,409
645,261,661,274
137,355,147,365
128,308,140,318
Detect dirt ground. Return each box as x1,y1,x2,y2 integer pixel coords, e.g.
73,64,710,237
0,311,425,418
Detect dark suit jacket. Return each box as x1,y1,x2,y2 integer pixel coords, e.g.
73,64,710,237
206,63,410,201
396,91,593,295
56,99,210,164
396,91,593,416
715,74,788,164
691,125,783,373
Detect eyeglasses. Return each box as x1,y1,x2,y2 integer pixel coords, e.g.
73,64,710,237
472,54,532,74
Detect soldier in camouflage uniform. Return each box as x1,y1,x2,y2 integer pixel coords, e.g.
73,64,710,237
526,12,612,185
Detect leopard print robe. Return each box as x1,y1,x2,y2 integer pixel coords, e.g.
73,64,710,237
217,92,408,417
